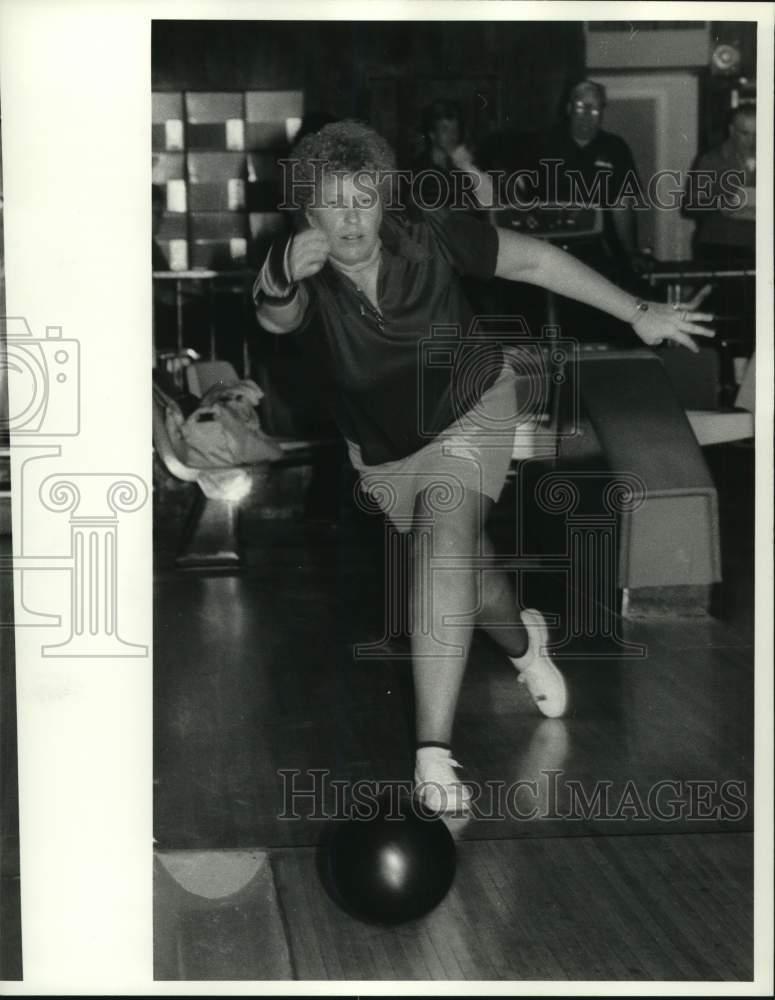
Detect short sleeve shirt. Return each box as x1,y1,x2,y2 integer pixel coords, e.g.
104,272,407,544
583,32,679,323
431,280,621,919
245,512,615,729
299,209,500,466
542,128,639,204
687,139,755,251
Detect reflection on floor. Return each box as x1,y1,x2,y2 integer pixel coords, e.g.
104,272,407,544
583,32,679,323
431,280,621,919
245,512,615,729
153,441,754,980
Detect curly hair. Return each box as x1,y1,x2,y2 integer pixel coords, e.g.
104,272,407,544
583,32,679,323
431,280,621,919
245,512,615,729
289,119,396,208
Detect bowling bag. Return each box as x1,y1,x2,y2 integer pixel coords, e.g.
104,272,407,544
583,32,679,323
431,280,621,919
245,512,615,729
166,378,284,469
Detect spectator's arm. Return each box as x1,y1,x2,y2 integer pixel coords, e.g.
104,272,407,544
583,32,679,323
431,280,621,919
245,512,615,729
449,144,495,208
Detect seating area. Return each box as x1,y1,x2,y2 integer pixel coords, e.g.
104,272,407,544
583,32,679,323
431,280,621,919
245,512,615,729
152,358,335,569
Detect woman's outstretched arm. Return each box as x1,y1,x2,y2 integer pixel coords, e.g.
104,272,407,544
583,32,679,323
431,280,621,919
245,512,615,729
494,228,714,352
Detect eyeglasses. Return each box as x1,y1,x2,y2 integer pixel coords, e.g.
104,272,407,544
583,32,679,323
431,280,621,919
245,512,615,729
572,101,602,117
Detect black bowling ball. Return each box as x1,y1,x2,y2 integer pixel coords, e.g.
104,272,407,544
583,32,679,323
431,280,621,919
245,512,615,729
326,794,457,925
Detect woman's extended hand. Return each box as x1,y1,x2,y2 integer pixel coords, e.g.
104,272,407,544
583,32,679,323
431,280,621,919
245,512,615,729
288,229,331,282
632,285,715,354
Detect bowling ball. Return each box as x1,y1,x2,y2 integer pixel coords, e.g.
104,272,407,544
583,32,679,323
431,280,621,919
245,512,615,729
326,794,457,925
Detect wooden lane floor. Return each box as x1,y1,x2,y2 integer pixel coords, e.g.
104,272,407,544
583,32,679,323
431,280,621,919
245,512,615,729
269,831,752,981
153,831,752,981
153,441,755,979
153,536,753,847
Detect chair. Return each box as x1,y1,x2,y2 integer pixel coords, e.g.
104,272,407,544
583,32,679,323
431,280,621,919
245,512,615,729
153,361,334,570
185,360,245,399
152,381,246,569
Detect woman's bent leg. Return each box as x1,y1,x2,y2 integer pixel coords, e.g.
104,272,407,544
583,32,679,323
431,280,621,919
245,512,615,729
477,530,529,658
409,486,485,745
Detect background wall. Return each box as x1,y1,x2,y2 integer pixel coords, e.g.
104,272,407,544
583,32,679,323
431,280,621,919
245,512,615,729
150,15,758,400
599,72,700,260
152,20,585,159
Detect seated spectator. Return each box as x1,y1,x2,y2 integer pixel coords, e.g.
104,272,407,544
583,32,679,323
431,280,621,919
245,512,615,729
683,105,756,265
409,99,493,211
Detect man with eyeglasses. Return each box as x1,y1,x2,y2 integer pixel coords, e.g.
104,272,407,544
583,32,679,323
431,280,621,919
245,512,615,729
538,79,647,283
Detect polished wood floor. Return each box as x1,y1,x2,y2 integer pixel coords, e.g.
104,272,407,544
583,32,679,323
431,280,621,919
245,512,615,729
153,442,755,980
271,832,751,981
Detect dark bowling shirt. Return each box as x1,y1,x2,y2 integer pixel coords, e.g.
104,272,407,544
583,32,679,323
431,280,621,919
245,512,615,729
293,209,500,466
407,150,455,212
538,127,640,272
684,138,755,258
407,149,489,217
405,149,496,315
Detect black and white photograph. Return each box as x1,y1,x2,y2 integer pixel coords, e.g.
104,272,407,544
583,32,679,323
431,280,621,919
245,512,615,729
149,12,767,983
1,1,773,993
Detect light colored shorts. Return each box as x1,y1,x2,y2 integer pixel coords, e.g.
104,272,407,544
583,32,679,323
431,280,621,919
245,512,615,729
347,364,527,532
